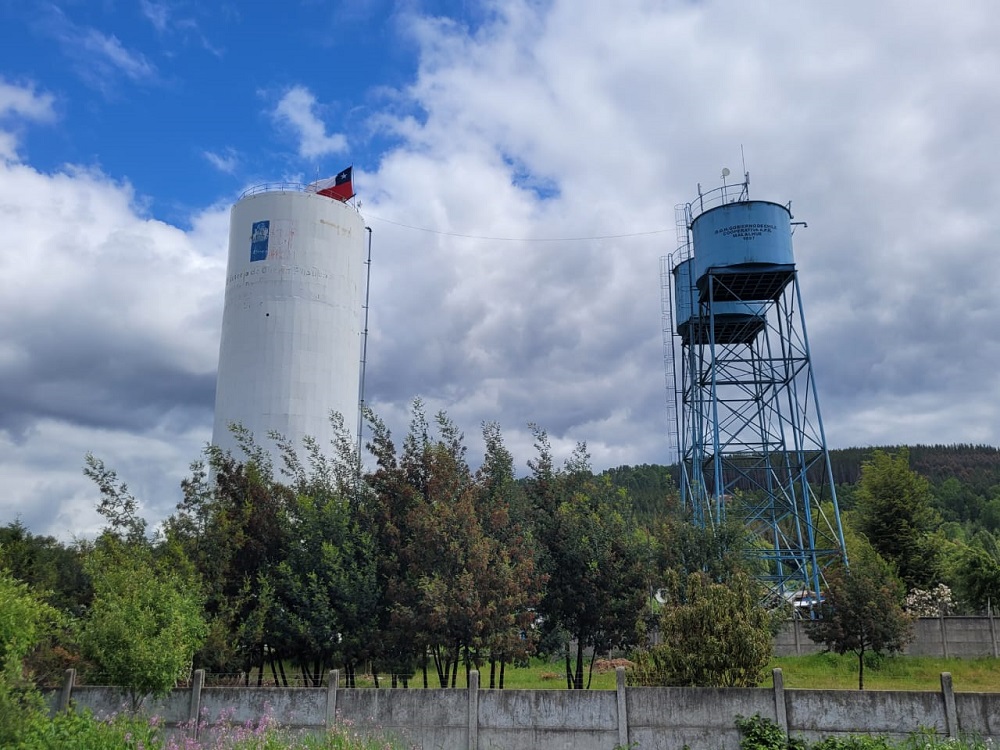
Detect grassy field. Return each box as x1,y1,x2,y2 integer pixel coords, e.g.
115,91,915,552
766,652,1000,692
348,654,1000,692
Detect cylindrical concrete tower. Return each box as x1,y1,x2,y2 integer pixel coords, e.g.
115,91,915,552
212,185,365,466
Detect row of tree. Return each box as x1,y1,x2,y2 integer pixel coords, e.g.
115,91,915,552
3,411,1000,704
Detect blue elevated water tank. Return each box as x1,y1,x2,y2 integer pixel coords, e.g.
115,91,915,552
692,201,794,302
673,258,766,345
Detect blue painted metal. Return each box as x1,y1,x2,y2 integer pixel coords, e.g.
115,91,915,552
662,174,848,609
673,258,767,345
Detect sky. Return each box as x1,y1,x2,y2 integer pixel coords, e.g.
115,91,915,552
1,0,999,540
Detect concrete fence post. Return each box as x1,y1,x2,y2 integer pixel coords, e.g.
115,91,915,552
940,672,958,739
326,669,340,728
55,668,75,714
188,669,205,740
772,668,788,736
616,667,629,749
468,670,479,750
989,608,999,658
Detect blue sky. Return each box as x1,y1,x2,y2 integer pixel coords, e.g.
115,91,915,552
2,0,1000,539
0,1,455,221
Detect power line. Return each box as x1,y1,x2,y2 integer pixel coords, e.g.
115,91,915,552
364,213,672,242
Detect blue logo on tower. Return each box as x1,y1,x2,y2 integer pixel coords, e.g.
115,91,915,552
250,220,270,262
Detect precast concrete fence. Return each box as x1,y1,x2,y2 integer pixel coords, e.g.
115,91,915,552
775,615,1000,658
51,667,1000,750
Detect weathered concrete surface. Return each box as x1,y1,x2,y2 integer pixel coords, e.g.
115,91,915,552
200,687,326,729
627,687,774,750
775,616,1000,658
478,689,618,750
50,669,1000,750
786,689,947,743
338,688,468,750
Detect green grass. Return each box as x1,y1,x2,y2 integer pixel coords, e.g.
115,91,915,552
264,653,1000,692
764,653,1000,692
344,658,620,690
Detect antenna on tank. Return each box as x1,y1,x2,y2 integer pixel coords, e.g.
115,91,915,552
721,167,730,203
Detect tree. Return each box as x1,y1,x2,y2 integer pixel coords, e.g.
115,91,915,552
805,545,913,689
854,449,940,589
529,433,653,689
0,567,61,745
84,453,148,544
78,543,207,710
629,570,774,687
947,534,1000,612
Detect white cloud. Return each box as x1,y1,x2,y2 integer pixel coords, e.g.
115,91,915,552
140,0,170,33
41,6,157,91
272,85,348,159
7,0,1000,539
0,79,56,121
78,28,157,82
203,147,239,174
0,154,227,539
356,0,1000,468
0,78,56,160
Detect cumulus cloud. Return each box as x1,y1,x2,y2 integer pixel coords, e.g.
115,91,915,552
357,0,1000,467
6,0,1000,539
272,85,348,159
0,87,227,535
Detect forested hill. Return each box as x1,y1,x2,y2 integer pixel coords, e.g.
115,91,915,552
601,444,1000,522
827,444,1000,491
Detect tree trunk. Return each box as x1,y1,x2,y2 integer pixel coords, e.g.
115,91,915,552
858,648,865,690
269,657,279,686
574,640,585,689
564,640,573,689
499,660,506,690
489,659,496,689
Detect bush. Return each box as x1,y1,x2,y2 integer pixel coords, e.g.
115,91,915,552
735,714,807,750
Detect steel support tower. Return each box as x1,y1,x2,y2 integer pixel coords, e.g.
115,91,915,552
663,174,847,605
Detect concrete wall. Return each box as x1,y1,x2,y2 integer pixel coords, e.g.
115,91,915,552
50,668,1000,750
775,616,1000,658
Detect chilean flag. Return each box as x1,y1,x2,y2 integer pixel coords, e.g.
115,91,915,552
311,166,354,202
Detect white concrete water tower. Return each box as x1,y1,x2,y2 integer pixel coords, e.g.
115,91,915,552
212,184,365,466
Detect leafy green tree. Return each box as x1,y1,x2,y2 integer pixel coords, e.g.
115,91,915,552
854,449,940,589
630,570,774,687
362,406,424,686
529,432,653,689
0,521,90,616
0,567,61,745
84,452,148,544
947,534,1000,612
805,545,913,689
78,542,207,709
474,421,544,688
164,436,292,681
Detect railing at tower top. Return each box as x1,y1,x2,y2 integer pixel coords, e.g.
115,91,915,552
681,171,752,227
239,182,313,199
239,182,358,200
